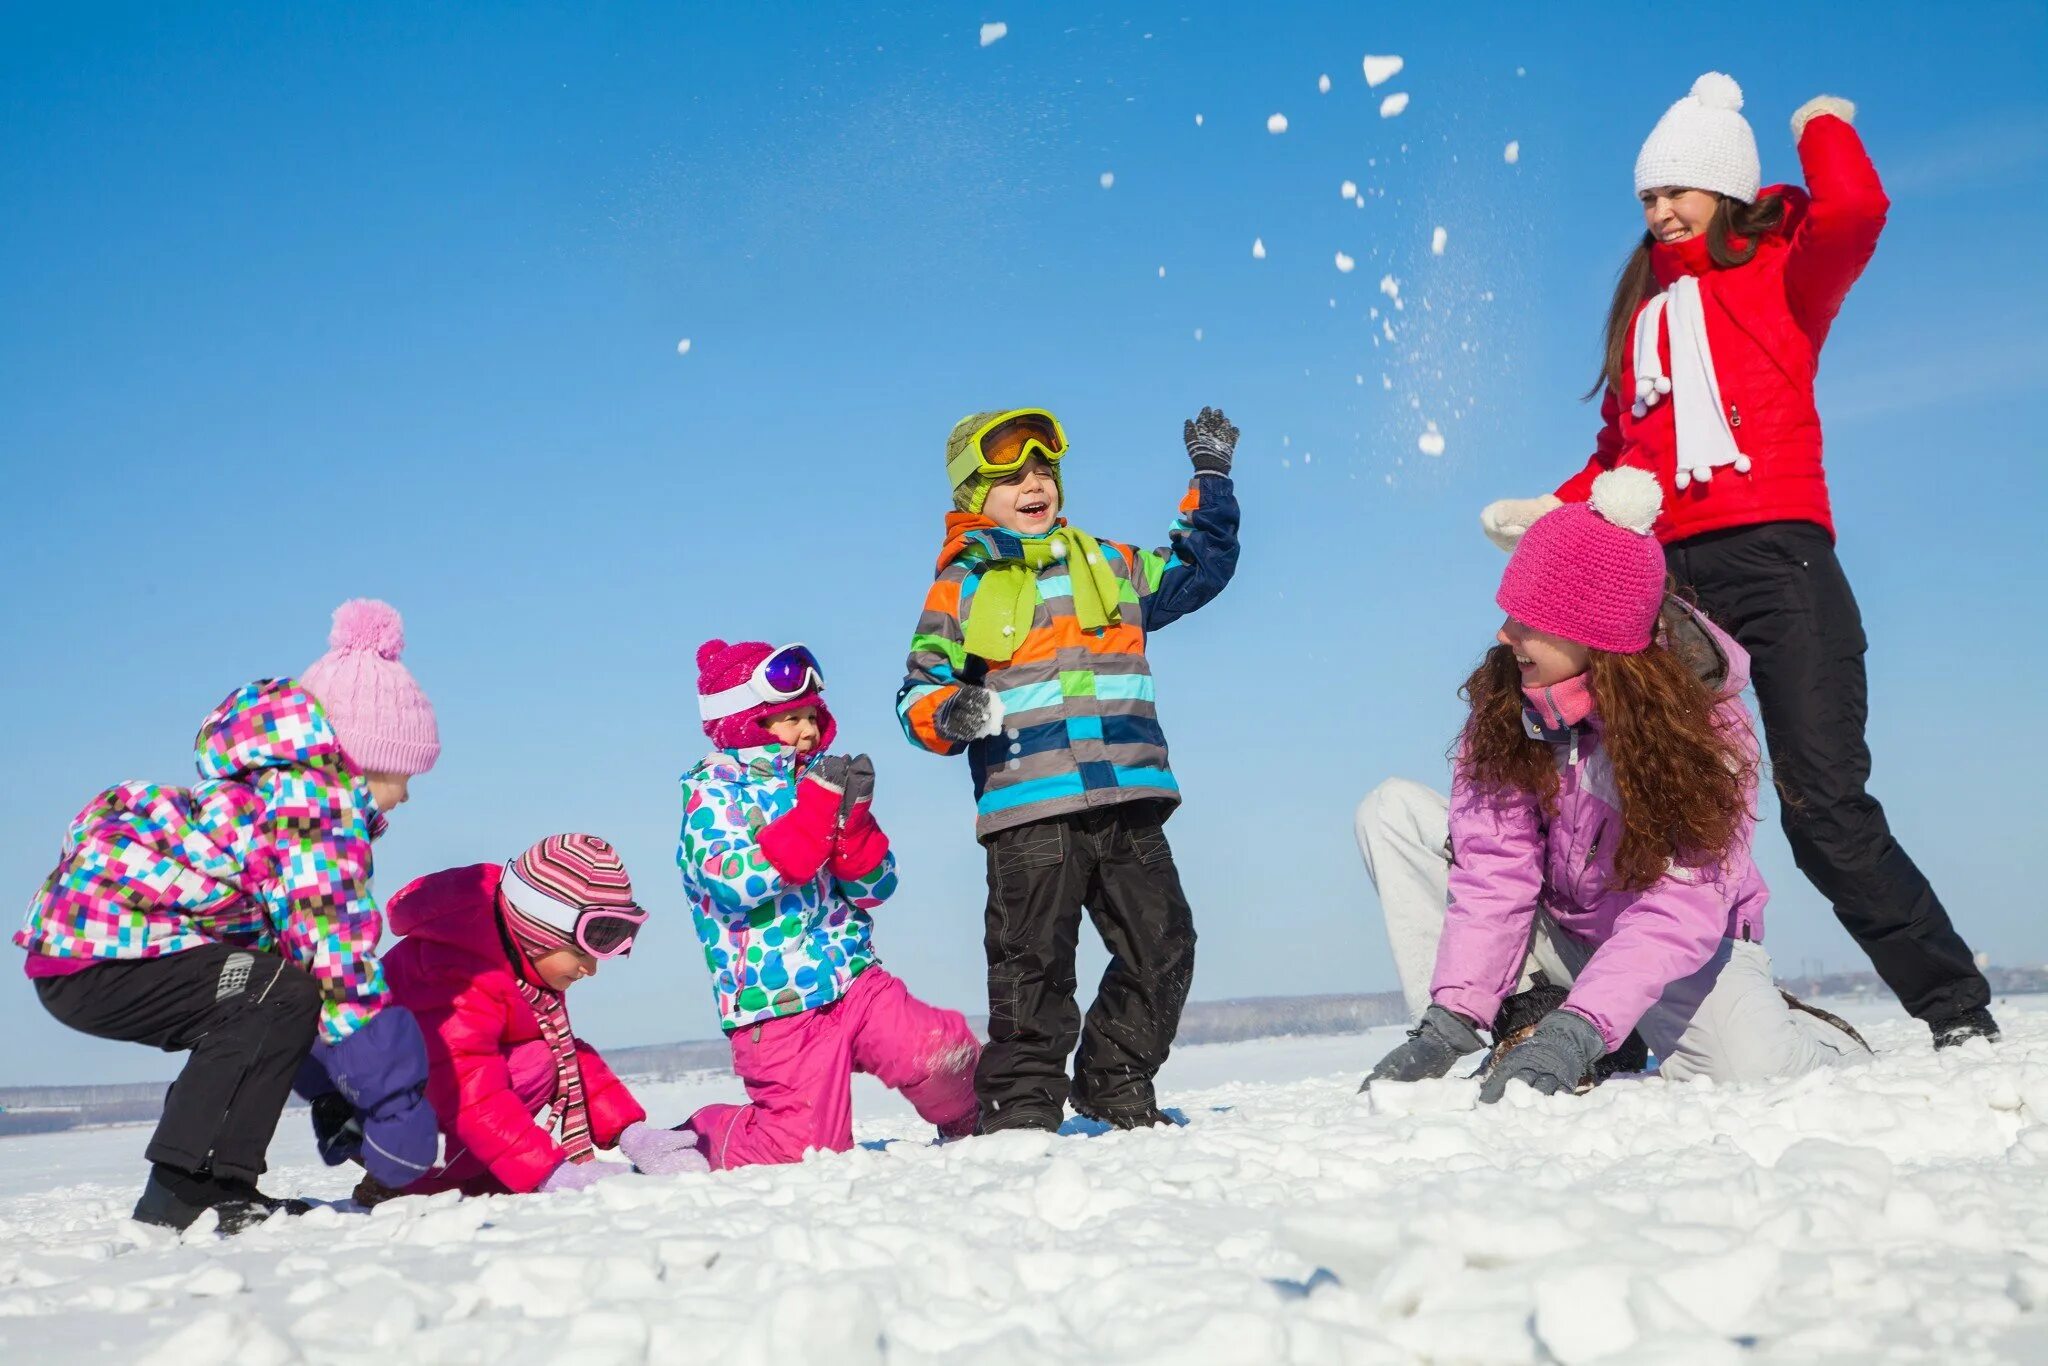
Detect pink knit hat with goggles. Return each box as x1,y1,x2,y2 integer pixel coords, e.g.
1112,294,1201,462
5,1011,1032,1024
498,834,648,960
301,599,440,777
1497,468,1668,654
696,639,839,751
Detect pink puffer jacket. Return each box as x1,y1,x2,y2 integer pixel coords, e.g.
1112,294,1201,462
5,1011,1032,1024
1431,606,1767,1051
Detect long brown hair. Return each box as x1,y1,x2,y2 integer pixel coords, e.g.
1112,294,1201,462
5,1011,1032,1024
1456,629,1757,892
1587,192,1787,398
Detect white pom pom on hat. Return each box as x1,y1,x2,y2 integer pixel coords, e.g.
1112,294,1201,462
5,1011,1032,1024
1634,70,1761,204
1588,466,1663,536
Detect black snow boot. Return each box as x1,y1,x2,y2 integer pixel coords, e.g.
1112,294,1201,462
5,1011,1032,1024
1069,1089,1177,1131
1480,985,1649,1088
134,1162,310,1234
977,1105,1063,1136
1931,1006,2001,1050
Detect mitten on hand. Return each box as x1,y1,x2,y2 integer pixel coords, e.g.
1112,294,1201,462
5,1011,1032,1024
934,685,1005,743
616,1122,711,1176
1480,494,1563,552
292,1055,365,1167
1477,1009,1606,1104
1790,95,1856,140
1360,1004,1485,1091
831,755,890,880
539,1157,632,1193
305,1005,438,1189
758,757,849,883
1183,406,1239,478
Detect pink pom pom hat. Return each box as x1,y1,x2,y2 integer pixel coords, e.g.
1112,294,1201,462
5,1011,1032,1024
301,599,440,775
1497,468,1669,654
695,638,837,752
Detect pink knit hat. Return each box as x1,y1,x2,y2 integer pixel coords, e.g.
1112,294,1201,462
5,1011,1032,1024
696,638,838,752
1497,468,1667,654
499,833,642,958
301,599,440,776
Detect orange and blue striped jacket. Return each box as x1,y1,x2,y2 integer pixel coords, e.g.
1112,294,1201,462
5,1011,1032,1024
896,475,1239,836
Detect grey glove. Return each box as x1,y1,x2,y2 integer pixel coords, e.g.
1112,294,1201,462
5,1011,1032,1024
1361,1005,1484,1091
841,754,875,812
934,685,1003,743
803,753,853,793
1477,1009,1606,1104
1183,406,1239,478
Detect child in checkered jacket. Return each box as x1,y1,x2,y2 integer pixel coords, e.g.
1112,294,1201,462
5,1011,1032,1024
14,600,440,1234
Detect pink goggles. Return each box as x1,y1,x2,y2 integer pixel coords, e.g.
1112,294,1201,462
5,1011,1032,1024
500,862,649,959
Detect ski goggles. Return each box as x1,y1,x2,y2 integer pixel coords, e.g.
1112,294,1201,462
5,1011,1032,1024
499,861,650,959
947,409,1068,489
698,643,827,722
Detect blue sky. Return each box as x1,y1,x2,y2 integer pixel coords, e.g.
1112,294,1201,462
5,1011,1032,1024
3,3,2044,1085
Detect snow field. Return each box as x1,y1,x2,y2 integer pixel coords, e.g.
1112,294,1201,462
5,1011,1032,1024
7,1003,2048,1363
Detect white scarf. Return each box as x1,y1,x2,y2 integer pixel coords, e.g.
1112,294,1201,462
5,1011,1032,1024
1630,275,1751,490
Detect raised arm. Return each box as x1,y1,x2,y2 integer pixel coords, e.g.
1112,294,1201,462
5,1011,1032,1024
1783,97,1888,346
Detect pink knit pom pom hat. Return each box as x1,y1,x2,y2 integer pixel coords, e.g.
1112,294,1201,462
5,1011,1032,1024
1497,468,1668,654
301,599,440,775
695,638,838,752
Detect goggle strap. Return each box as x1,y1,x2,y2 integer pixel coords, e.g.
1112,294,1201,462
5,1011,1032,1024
699,645,824,721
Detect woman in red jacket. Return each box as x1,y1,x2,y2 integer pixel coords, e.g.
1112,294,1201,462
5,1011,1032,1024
376,833,705,1199
1479,73,1995,1048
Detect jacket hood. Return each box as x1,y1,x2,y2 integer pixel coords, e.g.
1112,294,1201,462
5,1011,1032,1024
691,744,809,787
194,678,351,783
387,862,505,951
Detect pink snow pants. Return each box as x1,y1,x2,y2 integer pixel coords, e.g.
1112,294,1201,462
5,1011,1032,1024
686,967,980,1170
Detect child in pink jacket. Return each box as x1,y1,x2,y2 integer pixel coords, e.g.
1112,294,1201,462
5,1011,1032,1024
1358,469,1867,1098
378,834,705,1199
677,640,980,1168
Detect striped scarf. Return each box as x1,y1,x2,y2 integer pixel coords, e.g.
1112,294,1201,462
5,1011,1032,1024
514,978,594,1163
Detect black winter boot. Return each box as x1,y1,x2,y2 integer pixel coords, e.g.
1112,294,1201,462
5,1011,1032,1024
1069,1090,1178,1131
134,1163,309,1234
1931,1006,2001,1049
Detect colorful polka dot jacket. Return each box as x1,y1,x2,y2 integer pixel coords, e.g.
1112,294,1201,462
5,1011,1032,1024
15,679,392,1044
677,745,893,1032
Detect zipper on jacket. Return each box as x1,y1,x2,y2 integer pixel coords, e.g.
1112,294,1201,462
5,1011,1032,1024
1728,403,1741,429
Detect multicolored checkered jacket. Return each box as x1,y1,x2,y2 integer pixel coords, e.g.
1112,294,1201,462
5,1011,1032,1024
15,679,391,1043
677,745,892,1031
897,474,1240,836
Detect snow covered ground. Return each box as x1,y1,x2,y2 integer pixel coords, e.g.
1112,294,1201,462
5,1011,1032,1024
5,997,2048,1364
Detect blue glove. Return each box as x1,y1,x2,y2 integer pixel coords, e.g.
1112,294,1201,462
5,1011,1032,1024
296,1005,438,1189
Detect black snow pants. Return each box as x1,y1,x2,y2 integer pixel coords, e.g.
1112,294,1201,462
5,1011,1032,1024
974,800,1197,1129
1665,520,1990,1025
36,944,324,1181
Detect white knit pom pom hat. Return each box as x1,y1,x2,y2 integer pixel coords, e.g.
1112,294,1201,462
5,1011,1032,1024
1634,72,1761,204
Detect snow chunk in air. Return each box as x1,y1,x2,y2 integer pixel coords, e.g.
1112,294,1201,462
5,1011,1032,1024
1431,226,1447,255
1504,140,1521,164
1362,54,1404,87
1379,92,1410,119
1251,237,1266,260
979,21,1008,47
1334,252,1356,273
1419,423,1446,456
1266,112,1289,134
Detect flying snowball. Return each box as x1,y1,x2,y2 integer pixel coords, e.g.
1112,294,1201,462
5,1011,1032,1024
1362,54,1404,87
1340,179,1357,199
979,21,1007,47
1099,171,1114,188
1267,112,1289,134
675,339,692,356
1252,237,1266,259
1379,92,1409,119
1504,140,1521,164
1431,226,1447,255
1318,74,1331,94
1193,328,1204,341
1418,425,1446,457
1194,113,1204,126
1334,252,1356,273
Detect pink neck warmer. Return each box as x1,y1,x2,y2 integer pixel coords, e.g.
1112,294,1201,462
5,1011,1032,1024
1523,673,1595,732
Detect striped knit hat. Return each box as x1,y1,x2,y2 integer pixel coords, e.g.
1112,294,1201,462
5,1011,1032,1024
498,834,638,957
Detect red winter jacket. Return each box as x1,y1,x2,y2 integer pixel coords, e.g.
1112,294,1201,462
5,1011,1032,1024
381,863,645,1195
1556,114,1887,544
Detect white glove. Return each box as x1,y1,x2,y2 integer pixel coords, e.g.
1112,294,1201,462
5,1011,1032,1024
1791,96,1856,141
1479,494,1562,553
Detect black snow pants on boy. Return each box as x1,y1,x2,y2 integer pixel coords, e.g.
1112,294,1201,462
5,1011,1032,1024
1665,520,1991,1028
36,943,323,1181
974,800,1197,1130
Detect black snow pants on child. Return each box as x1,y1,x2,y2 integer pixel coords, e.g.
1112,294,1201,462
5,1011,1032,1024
975,800,1197,1131
36,944,323,1182
1665,520,1991,1029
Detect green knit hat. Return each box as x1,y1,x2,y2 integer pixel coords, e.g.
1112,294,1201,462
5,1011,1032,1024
945,409,1067,514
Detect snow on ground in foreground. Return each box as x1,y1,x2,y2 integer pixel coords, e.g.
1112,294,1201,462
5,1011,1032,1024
6,998,2048,1363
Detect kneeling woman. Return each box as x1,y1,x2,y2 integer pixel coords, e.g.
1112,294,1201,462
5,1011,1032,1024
1358,469,1866,1099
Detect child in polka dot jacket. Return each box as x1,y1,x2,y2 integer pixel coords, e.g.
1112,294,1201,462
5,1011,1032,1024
674,638,981,1168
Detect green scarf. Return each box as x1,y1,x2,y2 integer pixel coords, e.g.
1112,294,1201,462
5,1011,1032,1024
961,526,1122,663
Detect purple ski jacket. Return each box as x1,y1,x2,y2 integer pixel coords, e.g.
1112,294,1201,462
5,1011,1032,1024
1431,606,1767,1051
